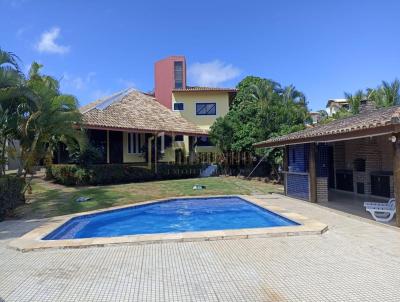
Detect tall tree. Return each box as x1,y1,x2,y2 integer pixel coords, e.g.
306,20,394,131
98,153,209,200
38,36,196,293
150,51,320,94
209,76,310,178
0,48,25,175
16,62,85,180
369,79,400,108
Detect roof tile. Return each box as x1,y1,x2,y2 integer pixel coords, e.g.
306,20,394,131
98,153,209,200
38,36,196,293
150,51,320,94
80,90,207,135
254,105,400,147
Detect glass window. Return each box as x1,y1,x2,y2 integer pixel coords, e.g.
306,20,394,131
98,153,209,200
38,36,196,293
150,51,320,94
175,135,184,142
173,102,184,111
174,61,183,89
196,136,213,146
196,103,216,115
128,133,142,154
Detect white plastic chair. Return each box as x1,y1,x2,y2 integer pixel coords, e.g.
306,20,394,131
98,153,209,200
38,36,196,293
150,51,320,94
364,198,396,222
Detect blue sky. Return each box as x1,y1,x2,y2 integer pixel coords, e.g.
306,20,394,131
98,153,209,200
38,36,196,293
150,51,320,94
1,0,400,110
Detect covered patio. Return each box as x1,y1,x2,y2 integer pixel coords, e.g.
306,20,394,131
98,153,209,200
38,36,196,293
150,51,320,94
254,101,400,226
73,89,209,169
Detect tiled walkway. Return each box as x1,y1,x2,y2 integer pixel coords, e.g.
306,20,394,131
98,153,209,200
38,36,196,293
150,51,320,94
1,194,399,301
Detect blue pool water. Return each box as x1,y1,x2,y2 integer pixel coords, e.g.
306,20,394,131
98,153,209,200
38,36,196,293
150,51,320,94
44,196,299,240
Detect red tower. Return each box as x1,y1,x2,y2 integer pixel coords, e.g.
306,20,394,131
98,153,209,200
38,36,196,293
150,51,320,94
154,56,186,109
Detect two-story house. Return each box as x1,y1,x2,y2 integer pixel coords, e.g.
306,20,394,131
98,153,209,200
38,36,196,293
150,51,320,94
74,56,236,166
155,56,236,162
326,98,349,116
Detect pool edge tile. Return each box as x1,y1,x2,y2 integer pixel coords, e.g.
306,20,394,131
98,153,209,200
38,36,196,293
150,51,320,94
8,195,328,252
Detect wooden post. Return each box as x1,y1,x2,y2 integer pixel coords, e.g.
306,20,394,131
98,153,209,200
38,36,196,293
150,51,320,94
309,143,317,203
283,145,289,195
147,136,153,170
154,133,158,174
393,134,400,226
106,130,110,164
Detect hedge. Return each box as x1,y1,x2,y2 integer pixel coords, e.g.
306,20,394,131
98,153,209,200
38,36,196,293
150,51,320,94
47,163,205,186
0,176,25,220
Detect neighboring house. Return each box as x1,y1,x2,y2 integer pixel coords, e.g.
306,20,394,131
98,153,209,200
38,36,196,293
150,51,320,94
79,89,207,166
309,112,323,124
326,98,349,116
254,100,400,226
155,56,236,160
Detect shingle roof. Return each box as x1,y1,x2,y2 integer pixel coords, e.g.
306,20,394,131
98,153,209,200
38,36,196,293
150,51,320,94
80,89,208,136
173,86,237,92
254,106,400,148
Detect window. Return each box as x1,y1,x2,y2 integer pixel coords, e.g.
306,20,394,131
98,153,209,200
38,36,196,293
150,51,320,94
196,136,213,146
174,61,183,89
175,135,184,141
196,103,216,115
127,133,142,154
173,102,184,111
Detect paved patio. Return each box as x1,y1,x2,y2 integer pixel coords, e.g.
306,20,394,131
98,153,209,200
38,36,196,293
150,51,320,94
1,194,400,302
320,190,396,226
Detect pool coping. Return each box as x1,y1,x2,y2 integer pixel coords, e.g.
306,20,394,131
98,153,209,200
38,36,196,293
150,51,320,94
9,195,328,252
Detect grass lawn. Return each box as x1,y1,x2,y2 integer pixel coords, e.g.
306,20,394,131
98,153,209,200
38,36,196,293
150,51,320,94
14,177,283,219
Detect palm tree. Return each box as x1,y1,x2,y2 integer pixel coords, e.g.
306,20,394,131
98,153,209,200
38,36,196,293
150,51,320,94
0,48,24,175
250,80,280,109
379,79,400,107
16,62,85,180
0,49,22,88
282,85,306,106
344,90,364,114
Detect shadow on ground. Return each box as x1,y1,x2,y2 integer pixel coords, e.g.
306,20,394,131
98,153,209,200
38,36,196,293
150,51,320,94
0,219,45,241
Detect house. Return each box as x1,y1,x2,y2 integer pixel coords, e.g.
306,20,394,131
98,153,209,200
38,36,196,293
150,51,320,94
76,55,236,166
155,56,236,161
79,89,207,167
254,100,400,226
309,111,323,124
326,98,349,116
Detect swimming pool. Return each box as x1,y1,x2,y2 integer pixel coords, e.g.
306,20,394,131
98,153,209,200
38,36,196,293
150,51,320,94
44,196,299,240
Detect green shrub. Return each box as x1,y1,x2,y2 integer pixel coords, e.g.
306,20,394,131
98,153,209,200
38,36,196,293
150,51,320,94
49,164,82,186
0,176,25,220
48,163,205,186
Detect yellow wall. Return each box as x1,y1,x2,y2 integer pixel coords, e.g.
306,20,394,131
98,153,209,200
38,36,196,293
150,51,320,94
171,91,230,157
122,132,176,163
172,91,230,130
122,132,146,163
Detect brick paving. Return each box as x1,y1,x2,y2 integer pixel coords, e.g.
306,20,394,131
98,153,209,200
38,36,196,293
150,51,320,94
1,194,400,301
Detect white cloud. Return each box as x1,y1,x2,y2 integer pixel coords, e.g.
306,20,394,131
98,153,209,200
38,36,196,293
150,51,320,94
61,72,96,91
188,60,240,87
35,27,70,54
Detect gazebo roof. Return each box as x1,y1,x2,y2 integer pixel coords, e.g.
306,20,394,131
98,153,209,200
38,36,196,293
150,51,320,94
254,105,400,148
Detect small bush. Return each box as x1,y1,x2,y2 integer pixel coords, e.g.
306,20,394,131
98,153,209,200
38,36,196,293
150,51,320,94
48,163,205,186
48,165,85,186
0,176,25,220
